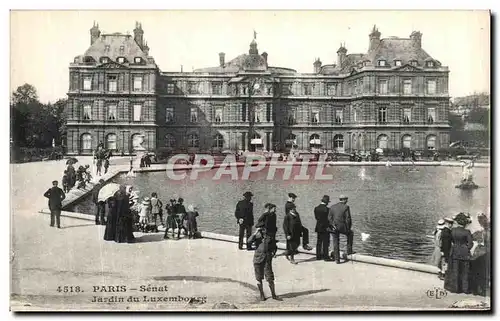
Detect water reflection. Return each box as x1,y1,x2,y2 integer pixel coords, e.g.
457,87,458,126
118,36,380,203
71,165,490,264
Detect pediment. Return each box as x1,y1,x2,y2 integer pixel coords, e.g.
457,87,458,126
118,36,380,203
394,64,421,72
99,62,127,69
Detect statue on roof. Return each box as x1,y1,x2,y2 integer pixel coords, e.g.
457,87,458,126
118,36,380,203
254,30,257,40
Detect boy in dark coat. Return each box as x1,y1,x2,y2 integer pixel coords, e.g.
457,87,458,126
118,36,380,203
253,203,281,301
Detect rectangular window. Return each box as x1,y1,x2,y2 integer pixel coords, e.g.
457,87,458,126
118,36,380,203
428,107,436,124
133,76,142,91
311,110,320,123
335,110,343,124
353,108,357,122
167,83,175,94
211,82,222,95
266,103,271,122
304,84,313,95
378,60,386,66
83,104,92,120
288,111,296,125
108,76,117,92
327,83,336,96
427,80,436,94
378,107,387,123
166,107,174,123
214,108,223,123
241,103,247,122
117,57,125,63
190,108,198,123
188,82,198,94
379,80,388,94
395,60,402,66
403,108,412,123
107,105,117,120
403,79,412,94
133,104,142,122
83,77,92,91
119,46,125,54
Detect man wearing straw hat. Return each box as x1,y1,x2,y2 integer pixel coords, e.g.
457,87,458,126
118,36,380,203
328,194,353,264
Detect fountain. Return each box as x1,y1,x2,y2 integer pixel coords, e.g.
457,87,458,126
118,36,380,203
456,161,479,189
127,134,146,177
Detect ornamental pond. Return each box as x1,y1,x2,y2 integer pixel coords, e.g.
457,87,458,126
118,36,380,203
70,164,490,264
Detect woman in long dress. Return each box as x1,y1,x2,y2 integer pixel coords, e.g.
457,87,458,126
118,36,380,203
444,212,473,294
114,187,136,243
103,197,118,241
469,213,490,296
430,219,446,279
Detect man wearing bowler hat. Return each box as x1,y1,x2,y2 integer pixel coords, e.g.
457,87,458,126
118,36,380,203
314,195,331,261
328,194,353,263
235,191,255,250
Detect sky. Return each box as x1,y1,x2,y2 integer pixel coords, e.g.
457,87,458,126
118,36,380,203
10,10,490,103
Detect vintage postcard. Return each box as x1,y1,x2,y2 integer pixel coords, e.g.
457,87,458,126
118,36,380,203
10,10,491,311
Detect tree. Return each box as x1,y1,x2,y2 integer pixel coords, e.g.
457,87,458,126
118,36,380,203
11,83,38,105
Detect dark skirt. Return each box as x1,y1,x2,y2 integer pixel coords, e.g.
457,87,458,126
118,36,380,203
469,254,490,296
103,212,117,241
286,236,301,254
115,216,135,243
444,259,471,294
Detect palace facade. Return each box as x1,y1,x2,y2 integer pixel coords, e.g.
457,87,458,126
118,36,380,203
66,23,450,155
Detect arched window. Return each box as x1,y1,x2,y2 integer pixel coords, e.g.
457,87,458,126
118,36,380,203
427,135,437,150
285,133,296,146
377,134,388,149
213,133,224,148
188,133,199,148
251,133,262,145
81,133,92,151
165,134,176,148
131,133,145,151
333,134,344,152
309,134,321,146
402,134,412,149
106,133,117,150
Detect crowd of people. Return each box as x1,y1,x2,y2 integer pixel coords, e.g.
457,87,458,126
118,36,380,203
235,191,354,301
90,179,201,244
431,211,490,296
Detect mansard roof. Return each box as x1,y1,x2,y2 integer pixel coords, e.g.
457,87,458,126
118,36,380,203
75,33,154,66
367,37,437,66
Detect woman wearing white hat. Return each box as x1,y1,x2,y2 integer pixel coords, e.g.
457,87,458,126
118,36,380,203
430,219,446,279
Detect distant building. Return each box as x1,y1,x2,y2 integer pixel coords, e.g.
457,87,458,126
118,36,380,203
66,23,451,155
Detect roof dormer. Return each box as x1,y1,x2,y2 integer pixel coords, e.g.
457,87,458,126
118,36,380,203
394,59,402,67
409,60,419,67
83,56,95,64
425,58,435,68
377,59,388,67
100,56,110,64
117,57,127,64
133,57,143,64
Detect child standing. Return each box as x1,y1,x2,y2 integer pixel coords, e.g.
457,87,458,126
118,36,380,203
139,197,151,232
185,205,199,239
62,170,69,193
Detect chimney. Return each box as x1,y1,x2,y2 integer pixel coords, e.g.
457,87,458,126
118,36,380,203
133,21,144,49
219,52,225,67
369,25,381,52
143,40,150,56
313,58,322,73
410,31,422,49
90,21,101,45
337,44,347,68
261,52,268,66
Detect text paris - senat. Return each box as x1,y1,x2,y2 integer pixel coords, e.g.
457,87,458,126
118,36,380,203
92,285,169,293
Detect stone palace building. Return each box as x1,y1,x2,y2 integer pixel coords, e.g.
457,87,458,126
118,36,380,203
65,23,451,155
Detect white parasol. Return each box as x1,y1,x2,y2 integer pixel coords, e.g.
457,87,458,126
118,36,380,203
98,183,121,202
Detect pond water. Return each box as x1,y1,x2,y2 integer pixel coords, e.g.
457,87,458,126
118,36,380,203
70,165,490,264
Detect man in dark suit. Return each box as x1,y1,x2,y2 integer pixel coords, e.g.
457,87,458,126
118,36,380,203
43,180,66,228
440,217,454,278
92,179,106,225
285,193,313,251
235,191,254,250
314,195,331,261
328,194,353,263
